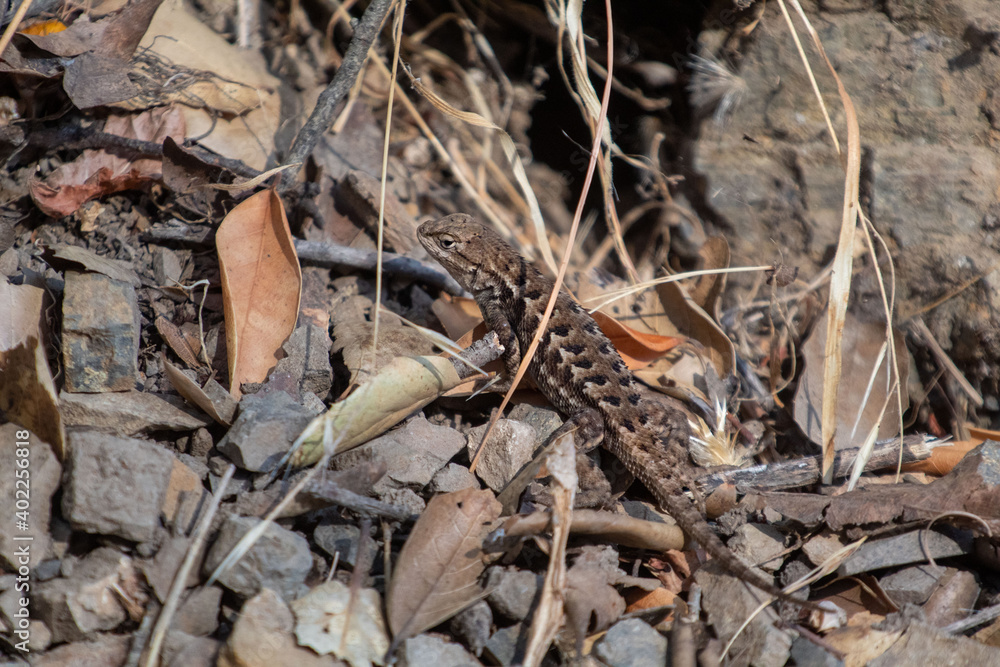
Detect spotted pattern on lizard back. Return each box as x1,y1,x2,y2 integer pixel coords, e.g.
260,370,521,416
418,213,817,610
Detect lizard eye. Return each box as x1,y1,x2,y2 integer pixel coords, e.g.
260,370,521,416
438,236,457,250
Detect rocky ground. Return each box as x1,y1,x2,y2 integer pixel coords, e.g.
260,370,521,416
1,0,999,666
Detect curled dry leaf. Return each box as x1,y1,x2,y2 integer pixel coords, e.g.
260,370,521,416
499,509,685,552
216,189,301,399
160,353,235,425
29,106,185,217
387,488,502,643
290,353,470,467
0,282,65,458
291,580,389,667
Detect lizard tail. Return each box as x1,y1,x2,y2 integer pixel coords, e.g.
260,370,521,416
657,486,825,613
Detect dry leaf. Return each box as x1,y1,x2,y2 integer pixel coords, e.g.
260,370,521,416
0,282,65,458
794,311,908,451
29,106,185,217
216,189,301,399
591,311,682,370
654,280,735,379
430,295,483,340
684,235,730,318
161,353,235,425
291,580,389,667
44,244,141,286
387,488,501,643
899,440,981,476
290,353,469,467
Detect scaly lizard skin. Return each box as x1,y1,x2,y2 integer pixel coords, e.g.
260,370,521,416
419,213,817,610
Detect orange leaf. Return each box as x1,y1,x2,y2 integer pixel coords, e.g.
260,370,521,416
217,189,301,398
431,295,482,339
592,311,683,370
900,439,982,476
20,19,67,35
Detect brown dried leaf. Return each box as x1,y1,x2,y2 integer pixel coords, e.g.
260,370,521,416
387,488,501,642
29,106,185,217
591,311,682,370
430,295,483,340
216,189,301,398
794,311,908,451
160,353,235,425
655,280,735,379
684,235,730,317
899,439,981,476
0,282,65,458
155,316,202,368
44,244,141,287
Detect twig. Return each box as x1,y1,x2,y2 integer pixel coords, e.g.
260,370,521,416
294,239,463,295
908,317,984,408
279,0,395,190
696,435,943,495
943,601,1000,635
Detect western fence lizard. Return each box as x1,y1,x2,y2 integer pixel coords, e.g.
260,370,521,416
419,213,818,610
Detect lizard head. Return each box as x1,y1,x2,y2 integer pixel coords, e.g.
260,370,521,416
418,213,516,293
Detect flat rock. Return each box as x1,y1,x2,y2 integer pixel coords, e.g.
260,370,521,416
33,547,135,643
869,621,1000,666
728,523,787,573
217,392,318,473
879,565,945,606
163,630,221,667
31,633,129,667
483,623,530,667
595,619,668,667
313,522,378,569
332,417,466,492
507,403,563,443
837,528,973,577
60,390,212,435
272,324,333,400
467,419,537,492
486,566,542,622
0,424,61,570
430,463,480,493
62,431,175,542
398,634,483,667
449,600,492,658
202,514,311,602
171,585,223,637
163,456,207,532
217,588,340,667
61,270,139,392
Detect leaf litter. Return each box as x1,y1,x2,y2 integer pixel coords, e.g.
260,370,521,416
2,0,1000,665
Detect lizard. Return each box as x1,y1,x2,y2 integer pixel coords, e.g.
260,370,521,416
418,213,821,611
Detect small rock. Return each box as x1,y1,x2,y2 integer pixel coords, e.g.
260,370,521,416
217,392,318,473
60,390,212,434
333,417,466,491
449,600,492,657
62,431,175,542
922,568,980,627
217,588,339,667
869,621,1000,666
143,535,199,602
178,452,210,480
33,547,135,643
172,585,223,636
508,403,563,443
729,523,787,573
30,633,130,667
430,463,480,493
272,324,334,400
379,487,426,515
188,427,215,458
880,565,945,606
61,270,139,392
0,424,61,570
486,566,542,622
313,522,379,569
467,419,537,492
595,618,668,667
163,456,207,532
152,246,184,286
483,623,530,667
838,529,973,576
789,634,844,667
202,515,312,601
27,618,52,652
398,634,483,667
164,630,221,667
802,532,848,568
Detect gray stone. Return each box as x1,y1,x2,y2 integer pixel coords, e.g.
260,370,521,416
217,392,318,473
188,427,214,458
483,623,529,667
869,622,1000,666
62,431,174,542
272,324,334,400
379,487,426,515
60,390,212,434
467,419,537,492
33,547,134,643
449,600,492,657
790,635,844,667
430,463,480,493
313,523,378,569
838,528,973,576
880,565,945,605
202,514,311,601
728,523,788,573
164,630,220,667
61,270,139,392
507,403,563,443
399,634,482,667
486,567,542,622
0,424,61,570
30,633,130,667
152,246,184,286
595,619,668,667
172,585,222,636
332,417,466,492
